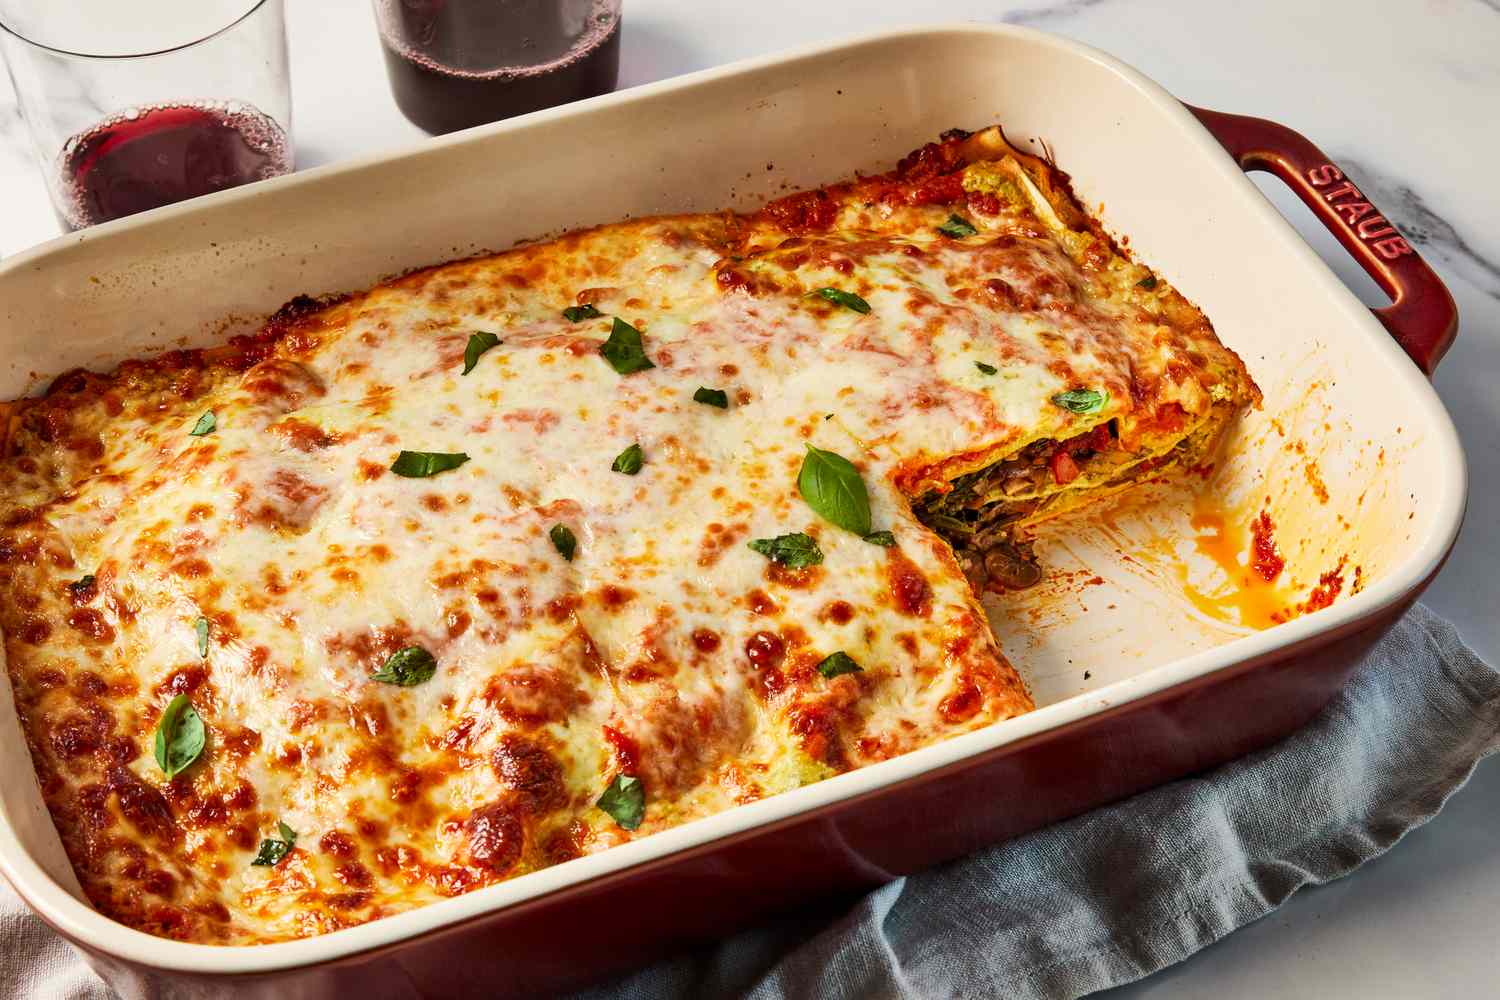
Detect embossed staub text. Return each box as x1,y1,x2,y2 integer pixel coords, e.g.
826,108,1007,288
1306,164,1413,261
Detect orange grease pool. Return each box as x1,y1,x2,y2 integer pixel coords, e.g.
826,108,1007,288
1185,505,1289,630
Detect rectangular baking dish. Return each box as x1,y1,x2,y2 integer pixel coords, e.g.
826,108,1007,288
0,23,1464,998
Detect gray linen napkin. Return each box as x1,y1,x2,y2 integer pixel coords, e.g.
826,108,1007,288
4,604,1497,999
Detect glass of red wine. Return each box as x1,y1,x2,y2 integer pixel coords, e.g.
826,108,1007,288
0,0,292,232
373,0,622,135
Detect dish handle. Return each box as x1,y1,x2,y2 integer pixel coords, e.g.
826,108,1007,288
1187,105,1457,375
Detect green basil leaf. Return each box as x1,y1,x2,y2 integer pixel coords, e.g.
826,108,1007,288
747,532,824,568
597,774,645,830
975,361,997,375
599,318,655,374
938,214,978,238
462,331,501,374
798,445,872,537
563,303,603,322
1136,275,1158,290
1050,388,1108,415
251,821,297,867
153,693,206,778
371,645,437,686
251,837,291,867
550,523,577,562
611,443,644,475
863,530,896,547
189,411,216,436
390,451,470,478
816,651,863,678
195,616,210,658
813,287,871,314
693,387,729,409
68,574,96,595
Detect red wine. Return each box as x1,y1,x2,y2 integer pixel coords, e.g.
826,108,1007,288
57,102,292,230
377,0,621,135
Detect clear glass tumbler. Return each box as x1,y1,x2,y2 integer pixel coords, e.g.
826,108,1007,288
373,0,622,135
0,0,292,231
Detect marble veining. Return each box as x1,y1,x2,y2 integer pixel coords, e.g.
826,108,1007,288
1000,0,1117,26
0,79,25,151
1338,153,1500,301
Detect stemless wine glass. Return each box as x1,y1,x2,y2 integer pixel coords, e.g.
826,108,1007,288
0,0,292,231
373,0,621,135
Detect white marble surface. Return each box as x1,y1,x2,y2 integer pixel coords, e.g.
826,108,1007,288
2,0,1497,996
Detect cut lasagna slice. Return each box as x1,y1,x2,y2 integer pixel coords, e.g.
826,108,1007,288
729,126,1259,590
0,125,1254,945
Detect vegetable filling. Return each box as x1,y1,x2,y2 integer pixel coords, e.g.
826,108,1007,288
914,422,1120,591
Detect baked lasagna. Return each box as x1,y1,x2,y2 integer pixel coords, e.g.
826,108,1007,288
0,126,1256,944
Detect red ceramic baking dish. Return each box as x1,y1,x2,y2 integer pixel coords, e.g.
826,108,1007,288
0,23,1463,998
